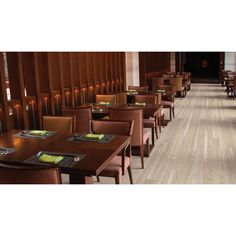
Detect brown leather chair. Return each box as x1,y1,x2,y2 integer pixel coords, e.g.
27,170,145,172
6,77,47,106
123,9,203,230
128,86,148,92
134,94,160,144
116,92,127,105
43,116,75,133
109,108,150,169
157,84,175,121
96,94,117,104
170,76,186,98
90,120,134,184
62,106,92,133
0,161,62,184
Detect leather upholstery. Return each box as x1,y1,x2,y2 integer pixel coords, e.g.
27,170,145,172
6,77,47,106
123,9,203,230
91,120,133,136
170,76,184,92
90,120,133,184
109,108,150,169
43,116,75,133
157,84,175,94
116,92,127,105
162,101,174,108
128,86,148,92
96,94,117,104
0,161,61,184
134,94,157,105
109,108,143,146
62,106,92,133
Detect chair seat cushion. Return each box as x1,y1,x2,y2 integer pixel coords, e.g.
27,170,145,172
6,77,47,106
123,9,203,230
98,165,121,178
161,109,165,116
98,155,130,178
109,155,130,169
143,130,151,143
143,118,155,128
162,101,174,108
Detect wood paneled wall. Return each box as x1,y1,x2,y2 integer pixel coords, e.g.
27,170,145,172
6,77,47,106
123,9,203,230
0,52,126,132
139,52,171,86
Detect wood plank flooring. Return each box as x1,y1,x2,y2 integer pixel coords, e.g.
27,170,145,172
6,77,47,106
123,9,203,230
63,83,236,184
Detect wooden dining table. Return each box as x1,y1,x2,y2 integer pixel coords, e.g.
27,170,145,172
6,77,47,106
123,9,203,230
0,130,131,184
79,103,162,120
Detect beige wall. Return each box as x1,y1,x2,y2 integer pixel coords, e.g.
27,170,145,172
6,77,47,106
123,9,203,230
125,52,139,89
225,52,236,71
170,52,175,72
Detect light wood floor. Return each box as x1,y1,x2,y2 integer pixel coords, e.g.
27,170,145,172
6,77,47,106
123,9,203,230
63,83,236,184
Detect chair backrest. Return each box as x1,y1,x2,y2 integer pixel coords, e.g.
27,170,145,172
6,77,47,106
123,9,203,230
234,76,236,90
96,94,117,104
91,120,134,136
157,84,175,94
175,76,183,91
109,108,143,146
116,92,127,105
170,76,183,92
43,116,75,133
128,86,148,92
134,94,157,105
61,106,92,133
0,162,62,184
151,77,164,90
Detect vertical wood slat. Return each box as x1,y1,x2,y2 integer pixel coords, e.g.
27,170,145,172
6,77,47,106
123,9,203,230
6,52,28,129
34,52,43,129
0,53,11,132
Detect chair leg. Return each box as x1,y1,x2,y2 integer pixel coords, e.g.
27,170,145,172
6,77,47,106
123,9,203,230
162,114,165,127
96,176,100,182
169,107,172,121
146,138,150,157
127,166,133,184
151,127,155,144
154,125,158,140
115,173,121,184
158,116,161,133
172,107,175,118
140,145,144,169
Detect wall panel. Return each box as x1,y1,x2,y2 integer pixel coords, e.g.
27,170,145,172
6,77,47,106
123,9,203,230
139,52,170,86
2,52,126,131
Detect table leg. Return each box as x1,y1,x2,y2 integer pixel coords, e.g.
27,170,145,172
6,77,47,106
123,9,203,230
69,174,94,184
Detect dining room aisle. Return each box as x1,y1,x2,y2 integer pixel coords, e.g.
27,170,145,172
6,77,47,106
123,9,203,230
95,83,236,184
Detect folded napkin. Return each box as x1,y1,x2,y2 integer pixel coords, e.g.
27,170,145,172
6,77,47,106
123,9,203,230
29,130,48,136
157,89,166,93
39,154,64,164
128,89,137,92
135,102,146,106
97,102,111,105
85,133,104,140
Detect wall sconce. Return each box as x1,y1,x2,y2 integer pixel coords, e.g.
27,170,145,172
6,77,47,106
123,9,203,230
74,89,79,106
43,96,49,115
65,91,70,106
14,104,21,129
54,94,60,114
29,100,36,129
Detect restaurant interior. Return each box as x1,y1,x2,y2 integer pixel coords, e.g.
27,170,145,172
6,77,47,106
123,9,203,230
0,51,236,184
1,2,235,236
